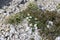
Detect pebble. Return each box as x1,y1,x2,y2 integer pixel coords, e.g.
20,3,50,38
55,36,60,40
0,9,4,13
15,35,18,38
10,25,15,34
0,37,5,40
47,21,53,28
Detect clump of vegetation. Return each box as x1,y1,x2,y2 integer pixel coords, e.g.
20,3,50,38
30,38,34,40
5,13,25,24
26,3,60,40
5,3,60,40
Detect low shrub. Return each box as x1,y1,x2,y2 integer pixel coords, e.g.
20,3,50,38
5,3,60,40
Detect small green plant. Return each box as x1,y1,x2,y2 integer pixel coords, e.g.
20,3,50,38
5,13,25,24
26,3,60,40
5,3,60,40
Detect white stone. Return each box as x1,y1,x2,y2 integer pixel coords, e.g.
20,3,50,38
25,27,30,31
15,35,18,38
5,32,9,36
0,9,4,13
10,25,15,34
0,37,5,40
20,29,24,33
1,35,4,38
55,36,60,40
48,21,53,26
27,28,32,35
47,21,53,28
3,13,7,16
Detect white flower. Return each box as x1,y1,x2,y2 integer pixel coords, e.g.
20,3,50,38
35,18,38,20
27,13,30,16
29,23,33,27
26,17,29,19
34,24,37,27
47,25,50,28
29,16,32,18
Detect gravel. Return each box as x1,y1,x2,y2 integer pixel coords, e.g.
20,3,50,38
55,36,60,40
0,19,42,40
0,0,60,40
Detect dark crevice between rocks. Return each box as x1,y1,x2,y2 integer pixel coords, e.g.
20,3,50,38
35,0,37,1
20,0,28,4
0,0,12,9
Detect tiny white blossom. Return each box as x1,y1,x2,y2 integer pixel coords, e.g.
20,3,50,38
27,13,30,16
47,25,50,28
35,18,38,20
29,16,32,18
29,23,33,26
26,17,29,19
34,24,37,27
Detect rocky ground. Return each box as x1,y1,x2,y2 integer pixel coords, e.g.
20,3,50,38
0,0,60,40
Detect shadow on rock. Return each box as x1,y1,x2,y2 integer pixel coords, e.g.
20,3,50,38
0,0,12,9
